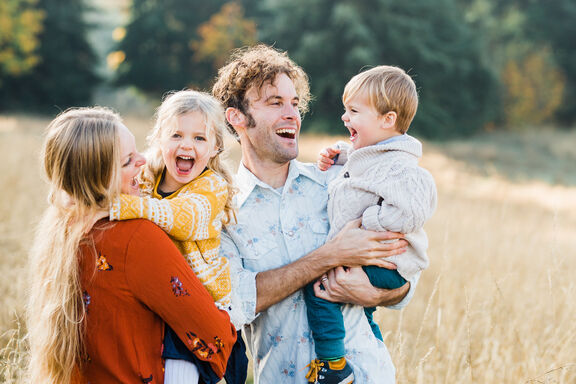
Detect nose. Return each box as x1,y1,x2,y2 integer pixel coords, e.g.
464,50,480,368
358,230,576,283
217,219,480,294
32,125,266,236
180,136,194,150
341,111,349,122
134,153,146,167
282,103,300,121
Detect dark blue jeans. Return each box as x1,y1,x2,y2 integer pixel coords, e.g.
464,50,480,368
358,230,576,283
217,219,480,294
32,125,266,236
304,266,407,359
163,325,248,384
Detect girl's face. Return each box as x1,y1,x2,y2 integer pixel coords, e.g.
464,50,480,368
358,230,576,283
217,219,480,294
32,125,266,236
119,124,146,195
159,111,218,193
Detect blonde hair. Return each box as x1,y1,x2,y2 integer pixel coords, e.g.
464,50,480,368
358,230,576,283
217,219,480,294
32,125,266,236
141,89,236,223
343,66,418,134
212,44,311,137
27,107,123,383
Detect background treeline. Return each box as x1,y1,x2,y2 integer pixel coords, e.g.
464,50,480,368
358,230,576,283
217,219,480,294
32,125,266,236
0,0,574,138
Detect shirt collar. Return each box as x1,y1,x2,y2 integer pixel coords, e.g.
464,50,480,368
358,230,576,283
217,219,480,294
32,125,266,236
235,159,325,207
375,134,408,146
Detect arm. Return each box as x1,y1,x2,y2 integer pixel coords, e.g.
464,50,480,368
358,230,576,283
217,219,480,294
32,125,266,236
125,221,236,377
362,167,437,233
254,220,408,313
110,180,227,241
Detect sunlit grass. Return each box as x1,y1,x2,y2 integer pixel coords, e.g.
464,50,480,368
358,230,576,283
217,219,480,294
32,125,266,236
1,115,575,383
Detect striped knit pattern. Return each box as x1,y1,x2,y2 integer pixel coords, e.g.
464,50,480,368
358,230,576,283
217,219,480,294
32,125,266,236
110,169,232,310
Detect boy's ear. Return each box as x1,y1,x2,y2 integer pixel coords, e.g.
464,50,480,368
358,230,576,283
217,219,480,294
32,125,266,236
381,111,397,129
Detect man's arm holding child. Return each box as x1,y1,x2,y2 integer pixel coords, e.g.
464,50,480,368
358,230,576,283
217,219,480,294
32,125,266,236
221,220,409,321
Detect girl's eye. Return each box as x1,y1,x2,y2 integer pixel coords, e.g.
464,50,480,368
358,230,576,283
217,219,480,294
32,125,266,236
171,133,181,139
122,157,132,168
195,136,206,141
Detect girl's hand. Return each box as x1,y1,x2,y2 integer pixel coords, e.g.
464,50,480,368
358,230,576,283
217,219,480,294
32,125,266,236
317,146,341,171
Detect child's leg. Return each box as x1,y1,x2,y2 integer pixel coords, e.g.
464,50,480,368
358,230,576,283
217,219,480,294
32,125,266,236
303,281,346,360
162,326,221,384
223,330,249,384
164,359,199,384
362,266,407,341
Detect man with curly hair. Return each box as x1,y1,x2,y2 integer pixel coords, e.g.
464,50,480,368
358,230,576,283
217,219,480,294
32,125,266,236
214,45,418,384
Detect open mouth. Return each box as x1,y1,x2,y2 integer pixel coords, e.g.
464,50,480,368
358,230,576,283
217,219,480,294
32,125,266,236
348,127,358,142
276,128,296,139
176,155,195,175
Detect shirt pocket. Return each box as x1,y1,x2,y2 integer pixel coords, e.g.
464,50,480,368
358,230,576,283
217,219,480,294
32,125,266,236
307,218,330,250
226,224,278,270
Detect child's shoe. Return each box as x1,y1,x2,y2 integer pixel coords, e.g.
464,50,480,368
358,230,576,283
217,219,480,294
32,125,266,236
305,357,354,384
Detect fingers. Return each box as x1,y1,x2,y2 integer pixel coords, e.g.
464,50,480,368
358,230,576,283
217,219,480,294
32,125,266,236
317,155,334,171
370,230,406,241
317,146,341,171
325,147,341,157
367,259,398,270
313,277,335,302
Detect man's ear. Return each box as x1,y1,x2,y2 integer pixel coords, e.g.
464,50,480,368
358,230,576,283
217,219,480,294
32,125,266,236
226,107,246,130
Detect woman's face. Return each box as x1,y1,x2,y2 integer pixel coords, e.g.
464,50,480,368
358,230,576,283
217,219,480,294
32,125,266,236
118,124,146,195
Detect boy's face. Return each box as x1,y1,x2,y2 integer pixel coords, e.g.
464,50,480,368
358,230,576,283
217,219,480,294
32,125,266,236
342,92,393,150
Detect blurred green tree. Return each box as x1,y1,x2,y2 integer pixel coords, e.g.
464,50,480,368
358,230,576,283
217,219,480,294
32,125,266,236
114,0,256,96
254,0,499,138
525,0,576,126
459,0,566,130
0,0,100,112
0,0,44,82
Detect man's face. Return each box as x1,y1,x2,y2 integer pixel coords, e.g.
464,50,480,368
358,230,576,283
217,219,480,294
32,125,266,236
241,73,301,164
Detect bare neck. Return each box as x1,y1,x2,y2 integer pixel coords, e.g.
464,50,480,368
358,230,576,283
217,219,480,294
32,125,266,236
241,150,290,189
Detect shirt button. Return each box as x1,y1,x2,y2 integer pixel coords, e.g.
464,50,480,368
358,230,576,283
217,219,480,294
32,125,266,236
287,230,294,237
343,172,350,178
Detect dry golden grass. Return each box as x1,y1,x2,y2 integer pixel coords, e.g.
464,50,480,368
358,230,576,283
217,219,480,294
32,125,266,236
1,115,575,383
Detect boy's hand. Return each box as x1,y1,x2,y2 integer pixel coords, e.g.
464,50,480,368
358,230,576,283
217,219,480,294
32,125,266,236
317,146,341,171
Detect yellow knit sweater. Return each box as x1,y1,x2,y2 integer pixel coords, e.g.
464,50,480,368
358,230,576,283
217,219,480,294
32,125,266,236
110,169,232,311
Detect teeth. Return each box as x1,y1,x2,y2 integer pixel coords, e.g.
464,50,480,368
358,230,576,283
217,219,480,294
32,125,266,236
178,155,193,160
277,129,296,134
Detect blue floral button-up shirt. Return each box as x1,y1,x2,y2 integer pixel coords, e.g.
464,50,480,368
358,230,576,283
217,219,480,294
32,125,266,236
221,160,419,384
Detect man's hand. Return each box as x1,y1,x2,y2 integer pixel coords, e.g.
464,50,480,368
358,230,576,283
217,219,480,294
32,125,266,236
313,267,410,307
317,146,341,171
324,219,408,268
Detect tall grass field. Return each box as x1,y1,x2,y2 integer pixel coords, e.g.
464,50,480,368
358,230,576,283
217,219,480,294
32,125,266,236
1,115,575,383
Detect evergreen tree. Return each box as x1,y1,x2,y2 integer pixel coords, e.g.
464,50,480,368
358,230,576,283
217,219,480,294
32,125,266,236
0,0,100,112
255,0,499,138
114,0,227,96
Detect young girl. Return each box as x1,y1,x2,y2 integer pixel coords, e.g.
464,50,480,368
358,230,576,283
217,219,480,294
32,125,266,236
109,90,245,384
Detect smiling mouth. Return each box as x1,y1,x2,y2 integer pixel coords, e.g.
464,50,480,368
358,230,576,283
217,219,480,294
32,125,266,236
348,127,358,142
276,128,296,139
176,155,195,174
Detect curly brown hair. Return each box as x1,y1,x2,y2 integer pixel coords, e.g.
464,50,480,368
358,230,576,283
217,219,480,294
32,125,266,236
212,44,311,137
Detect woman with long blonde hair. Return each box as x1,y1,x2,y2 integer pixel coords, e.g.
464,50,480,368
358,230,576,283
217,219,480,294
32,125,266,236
27,107,236,383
